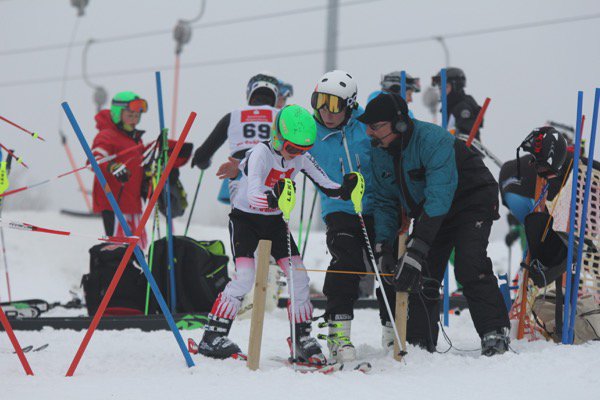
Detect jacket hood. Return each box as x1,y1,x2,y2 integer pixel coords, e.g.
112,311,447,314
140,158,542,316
95,109,118,131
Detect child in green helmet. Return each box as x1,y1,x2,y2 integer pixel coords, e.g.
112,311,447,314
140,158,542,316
91,91,148,246
196,105,361,365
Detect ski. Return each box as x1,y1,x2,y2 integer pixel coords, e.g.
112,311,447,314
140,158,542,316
187,338,247,361
5,344,48,354
271,356,343,374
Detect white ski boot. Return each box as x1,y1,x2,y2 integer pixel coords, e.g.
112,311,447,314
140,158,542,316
381,322,395,352
318,320,357,363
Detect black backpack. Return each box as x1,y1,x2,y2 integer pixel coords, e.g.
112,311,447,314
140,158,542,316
148,236,230,313
82,243,147,316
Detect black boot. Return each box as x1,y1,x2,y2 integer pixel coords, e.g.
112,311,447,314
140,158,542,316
288,322,327,365
197,315,243,359
481,327,510,357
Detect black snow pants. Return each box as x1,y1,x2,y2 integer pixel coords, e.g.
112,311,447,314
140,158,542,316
323,212,377,321
406,217,510,350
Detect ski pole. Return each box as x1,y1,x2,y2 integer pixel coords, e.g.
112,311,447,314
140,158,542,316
297,175,307,249
184,170,204,236
278,178,297,367
301,190,318,259
0,115,45,141
340,132,404,360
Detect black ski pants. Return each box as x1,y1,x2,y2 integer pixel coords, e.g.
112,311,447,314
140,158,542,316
406,217,510,349
323,212,377,320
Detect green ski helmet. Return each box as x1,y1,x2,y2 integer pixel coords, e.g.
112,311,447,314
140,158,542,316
110,91,148,124
272,105,316,155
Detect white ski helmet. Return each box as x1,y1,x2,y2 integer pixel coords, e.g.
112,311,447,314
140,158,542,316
246,73,279,106
312,70,358,111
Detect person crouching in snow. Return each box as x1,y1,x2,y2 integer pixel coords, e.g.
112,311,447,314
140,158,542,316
92,91,149,247
197,104,362,364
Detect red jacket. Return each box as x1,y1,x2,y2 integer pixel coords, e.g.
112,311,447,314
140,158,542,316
92,110,146,214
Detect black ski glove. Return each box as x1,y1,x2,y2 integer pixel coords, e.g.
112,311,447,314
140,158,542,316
108,161,130,183
339,173,359,200
394,237,428,293
191,149,211,170
266,179,296,209
375,242,395,285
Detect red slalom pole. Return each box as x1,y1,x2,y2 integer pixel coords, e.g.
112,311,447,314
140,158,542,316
0,115,45,141
65,111,196,377
0,304,34,375
466,97,491,148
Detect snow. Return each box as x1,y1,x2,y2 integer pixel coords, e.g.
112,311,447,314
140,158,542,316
1,211,600,400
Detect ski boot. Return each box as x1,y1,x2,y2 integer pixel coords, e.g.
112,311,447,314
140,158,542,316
288,322,327,365
381,322,394,352
197,315,243,359
318,320,356,363
481,327,510,357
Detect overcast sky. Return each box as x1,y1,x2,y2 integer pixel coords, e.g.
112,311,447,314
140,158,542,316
1,0,599,235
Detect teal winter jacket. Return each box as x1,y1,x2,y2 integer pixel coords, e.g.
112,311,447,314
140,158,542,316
309,108,374,220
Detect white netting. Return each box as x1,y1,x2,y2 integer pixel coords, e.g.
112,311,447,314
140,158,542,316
550,159,600,301
510,158,600,340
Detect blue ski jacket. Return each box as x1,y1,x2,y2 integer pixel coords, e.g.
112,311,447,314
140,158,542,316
309,107,374,220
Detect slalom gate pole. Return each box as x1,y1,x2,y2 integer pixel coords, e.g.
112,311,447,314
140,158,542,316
0,304,33,375
156,71,177,313
297,175,307,249
301,190,318,258
340,134,404,360
568,88,600,343
440,68,451,326
62,102,196,376
400,70,406,100
0,115,45,141
562,91,584,344
465,98,491,148
184,170,204,236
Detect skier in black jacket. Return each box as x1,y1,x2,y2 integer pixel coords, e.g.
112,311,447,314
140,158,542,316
432,67,483,142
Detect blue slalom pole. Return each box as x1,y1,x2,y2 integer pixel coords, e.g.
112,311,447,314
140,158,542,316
400,71,407,100
568,88,600,343
440,68,450,326
562,91,584,344
62,101,194,367
155,71,177,313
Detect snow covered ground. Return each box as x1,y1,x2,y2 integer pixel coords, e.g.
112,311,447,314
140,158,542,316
1,211,599,400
